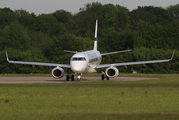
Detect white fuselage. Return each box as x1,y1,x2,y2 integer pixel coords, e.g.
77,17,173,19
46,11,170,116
70,50,101,74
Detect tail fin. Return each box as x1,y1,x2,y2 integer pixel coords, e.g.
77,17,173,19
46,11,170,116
93,20,98,51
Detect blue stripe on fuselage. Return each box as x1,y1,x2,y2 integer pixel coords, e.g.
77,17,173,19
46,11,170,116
94,38,97,41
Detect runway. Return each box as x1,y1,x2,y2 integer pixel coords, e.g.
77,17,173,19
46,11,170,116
0,77,158,84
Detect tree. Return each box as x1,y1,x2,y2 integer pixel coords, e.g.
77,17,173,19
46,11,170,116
0,8,17,29
15,9,37,30
105,5,129,31
1,21,30,51
130,7,157,30
130,6,173,30
167,4,179,19
73,2,104,38
37,14,67,36
52,9,72,23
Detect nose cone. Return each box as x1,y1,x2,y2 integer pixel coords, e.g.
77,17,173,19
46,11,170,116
71,62,86,73
70,53,88,73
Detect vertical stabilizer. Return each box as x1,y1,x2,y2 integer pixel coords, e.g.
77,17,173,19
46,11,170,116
93,20,98,51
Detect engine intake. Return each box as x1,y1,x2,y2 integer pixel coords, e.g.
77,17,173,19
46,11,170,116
51,67,65,79
105,67,119,78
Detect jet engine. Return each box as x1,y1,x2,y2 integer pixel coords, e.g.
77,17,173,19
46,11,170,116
105,67,119,78
51,67,65,79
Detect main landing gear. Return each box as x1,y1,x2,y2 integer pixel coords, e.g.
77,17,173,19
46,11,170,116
66,74,109,81
101,75,110,80
66,75,74,81
66,74,81,81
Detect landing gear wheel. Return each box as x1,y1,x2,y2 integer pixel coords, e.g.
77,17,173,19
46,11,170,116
77,78,81,81
71,75,74,81
66,75,69,81
107,77,110,80
101,75,104,80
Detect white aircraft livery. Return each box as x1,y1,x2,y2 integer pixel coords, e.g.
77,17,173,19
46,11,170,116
6,20,175,81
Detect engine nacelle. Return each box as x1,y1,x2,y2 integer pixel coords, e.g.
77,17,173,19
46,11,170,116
51,67,65,79
105,67,119,78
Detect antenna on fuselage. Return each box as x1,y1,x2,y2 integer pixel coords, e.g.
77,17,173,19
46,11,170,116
93,20,98,51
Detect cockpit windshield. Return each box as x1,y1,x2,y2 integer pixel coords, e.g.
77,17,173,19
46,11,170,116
72,57,86,61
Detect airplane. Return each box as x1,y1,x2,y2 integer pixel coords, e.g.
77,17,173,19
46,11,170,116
6,20,175,81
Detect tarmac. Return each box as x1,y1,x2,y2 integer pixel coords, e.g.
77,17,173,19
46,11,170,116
0,77,159,84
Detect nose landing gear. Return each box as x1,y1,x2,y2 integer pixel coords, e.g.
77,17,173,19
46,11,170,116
77,74,82,81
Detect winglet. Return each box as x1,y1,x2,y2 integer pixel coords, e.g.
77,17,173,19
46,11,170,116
170,49,175,60
6,51,10,62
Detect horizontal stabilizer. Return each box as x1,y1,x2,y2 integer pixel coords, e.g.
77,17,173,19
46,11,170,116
64,50,78,54
101,49,132,56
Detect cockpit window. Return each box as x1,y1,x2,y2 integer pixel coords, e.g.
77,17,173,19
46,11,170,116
72,57,86,61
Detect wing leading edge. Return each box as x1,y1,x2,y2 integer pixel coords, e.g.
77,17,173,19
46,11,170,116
6,52,71,68
96,50,175,69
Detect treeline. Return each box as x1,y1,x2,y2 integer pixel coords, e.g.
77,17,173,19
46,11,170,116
0,2,179,74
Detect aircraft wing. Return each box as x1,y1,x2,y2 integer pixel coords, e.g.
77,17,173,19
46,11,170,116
6,52,71,68
96,50,175,69
96,59,171,69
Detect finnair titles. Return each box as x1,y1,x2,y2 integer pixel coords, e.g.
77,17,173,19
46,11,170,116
6,20,175,81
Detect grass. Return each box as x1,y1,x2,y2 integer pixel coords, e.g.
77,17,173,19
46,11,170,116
0,74,179,119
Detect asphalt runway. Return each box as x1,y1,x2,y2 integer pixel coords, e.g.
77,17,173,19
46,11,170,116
0,77,159,84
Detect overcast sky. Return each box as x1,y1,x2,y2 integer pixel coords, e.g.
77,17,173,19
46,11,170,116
1,0,179,15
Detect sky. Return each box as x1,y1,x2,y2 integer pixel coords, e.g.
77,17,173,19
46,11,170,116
1,0,179,15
